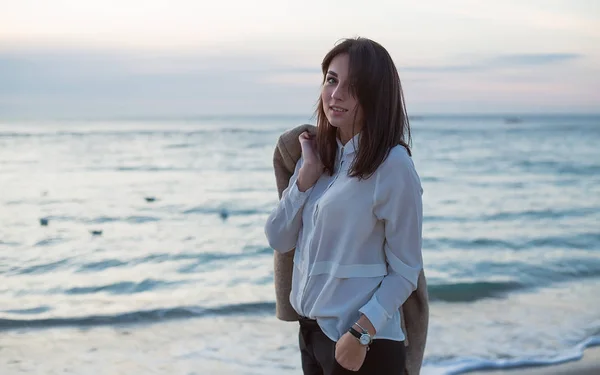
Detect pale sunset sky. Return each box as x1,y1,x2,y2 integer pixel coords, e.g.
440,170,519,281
1,0,598,117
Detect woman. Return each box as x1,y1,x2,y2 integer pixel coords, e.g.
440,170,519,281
265,37,424,375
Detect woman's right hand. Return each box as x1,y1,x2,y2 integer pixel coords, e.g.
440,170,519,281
297,131,324,192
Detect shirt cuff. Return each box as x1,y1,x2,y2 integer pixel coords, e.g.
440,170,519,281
286,177,313,205
358,294,391,335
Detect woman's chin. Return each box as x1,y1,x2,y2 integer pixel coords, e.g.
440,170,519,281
325,117,343,128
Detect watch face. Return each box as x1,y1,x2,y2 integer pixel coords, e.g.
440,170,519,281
360,334,370,345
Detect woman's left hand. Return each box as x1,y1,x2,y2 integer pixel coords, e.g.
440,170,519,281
335,332,368,371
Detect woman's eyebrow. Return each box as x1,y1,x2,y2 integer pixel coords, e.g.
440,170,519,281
326,70,338,77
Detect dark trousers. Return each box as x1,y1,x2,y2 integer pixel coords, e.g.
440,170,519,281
298,317,406,375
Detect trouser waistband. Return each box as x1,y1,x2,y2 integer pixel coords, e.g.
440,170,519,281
298,316,320,331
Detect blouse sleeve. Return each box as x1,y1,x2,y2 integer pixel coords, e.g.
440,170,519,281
359,148,424,334
264,156,313,253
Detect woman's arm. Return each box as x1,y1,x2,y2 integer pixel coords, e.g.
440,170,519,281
358,148,424,335
264,156,312,253
265,131,323,253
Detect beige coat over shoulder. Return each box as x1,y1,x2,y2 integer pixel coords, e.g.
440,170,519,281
271,124,429,375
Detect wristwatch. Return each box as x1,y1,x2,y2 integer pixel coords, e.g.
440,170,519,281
348,325,372,347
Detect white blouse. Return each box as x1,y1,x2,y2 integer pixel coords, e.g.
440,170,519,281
264,134,424,342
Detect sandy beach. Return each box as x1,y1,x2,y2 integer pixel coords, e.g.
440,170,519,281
467,346,600,375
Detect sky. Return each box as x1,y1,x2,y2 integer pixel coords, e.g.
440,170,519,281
1,0,599,118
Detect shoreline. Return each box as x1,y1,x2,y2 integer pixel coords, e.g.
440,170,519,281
465,345,600,375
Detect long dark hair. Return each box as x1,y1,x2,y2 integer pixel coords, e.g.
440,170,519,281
315,37,412,180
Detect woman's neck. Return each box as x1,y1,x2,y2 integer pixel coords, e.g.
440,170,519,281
337,127,361,145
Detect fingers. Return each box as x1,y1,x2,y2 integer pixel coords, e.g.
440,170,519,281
299,132,316,150
299,131,314,140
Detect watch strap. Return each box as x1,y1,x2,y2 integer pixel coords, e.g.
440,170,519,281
348,326,363,340
348,326,371,347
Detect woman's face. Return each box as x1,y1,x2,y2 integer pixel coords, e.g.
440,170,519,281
321,53,363,136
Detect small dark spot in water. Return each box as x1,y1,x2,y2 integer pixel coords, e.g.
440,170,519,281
39,218,49,226
145,197,156,202
220,209,229,220
125,215,159,223
90,230,103,236
120,331,131,335
504,117,522,124
88,348,98,352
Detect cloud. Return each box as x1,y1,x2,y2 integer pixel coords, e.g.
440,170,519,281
0,47,596,118
402,53,583,73
491,53,582,65
0,48,323,117
402,65,482,73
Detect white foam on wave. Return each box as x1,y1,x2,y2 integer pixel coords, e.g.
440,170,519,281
422,336,600,375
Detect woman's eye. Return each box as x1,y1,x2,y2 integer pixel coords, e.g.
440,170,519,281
326,77,337,84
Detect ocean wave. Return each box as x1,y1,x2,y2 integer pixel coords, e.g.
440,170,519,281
424,237,516,250
34,236,69,247
433,260,600,303
0,240,20,246
0,302,275,331
62,279,186,295
176,247,273,274
476,256,600,278
13,258,71,275
0,132,34,138
428,281,524,302
30,214,161,224
517,160,600,176
526,232,600,249
426,336,600,375
1,306,52,315
7,247,274,276
425,232,600,251
77,259,128,272
86,215,161,224
481,207,598,221
535,259,600,282
115,166,191,172
0,128,277,139
181,206,267,216
165,143,194,149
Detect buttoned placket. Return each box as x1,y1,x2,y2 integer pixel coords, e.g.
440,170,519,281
298,147,346,314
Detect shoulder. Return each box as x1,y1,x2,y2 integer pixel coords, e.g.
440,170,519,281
375,145,422,191
379,145,415,174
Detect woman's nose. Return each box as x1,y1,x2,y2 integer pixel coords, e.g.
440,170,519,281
331,85,344,100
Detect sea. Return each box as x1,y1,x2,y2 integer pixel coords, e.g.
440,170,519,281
0,114,599,375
